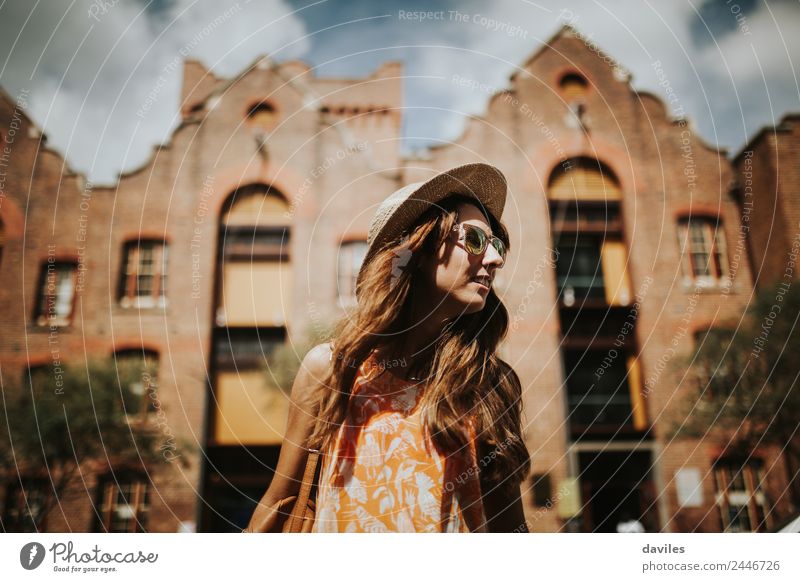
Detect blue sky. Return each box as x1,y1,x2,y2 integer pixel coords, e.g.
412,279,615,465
1,0,798,183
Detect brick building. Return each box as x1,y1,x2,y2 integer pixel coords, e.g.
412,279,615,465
733,113,800,290
1,26,795,533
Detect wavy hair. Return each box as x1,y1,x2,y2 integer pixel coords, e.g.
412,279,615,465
308,194,530,486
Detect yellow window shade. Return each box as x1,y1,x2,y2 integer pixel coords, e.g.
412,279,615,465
556,478,582,519
223,190,290,227
214,369,288,445
626,356,648,431
560,73,589,101
548,158,621,201
247,102,276,130
600,240,632,306
221,261,292,326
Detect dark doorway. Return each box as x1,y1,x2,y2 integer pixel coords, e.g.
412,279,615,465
578,449,659,532
200,445,280,532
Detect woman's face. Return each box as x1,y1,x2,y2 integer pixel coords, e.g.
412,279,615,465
420,201,505,318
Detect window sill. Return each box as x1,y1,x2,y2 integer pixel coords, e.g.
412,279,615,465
680,277,737,294
116,303,168,314
29,320,72,332
119,297,168,310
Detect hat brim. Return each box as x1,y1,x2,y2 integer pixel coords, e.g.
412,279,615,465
355,163,507,299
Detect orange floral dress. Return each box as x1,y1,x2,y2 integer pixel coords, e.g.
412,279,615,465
312,351,487,533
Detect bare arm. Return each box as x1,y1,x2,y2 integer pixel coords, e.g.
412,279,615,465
243,342,332,533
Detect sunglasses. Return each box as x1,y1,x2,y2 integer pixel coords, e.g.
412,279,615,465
451,223,507,264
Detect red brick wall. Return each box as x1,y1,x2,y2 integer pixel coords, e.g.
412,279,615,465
1,27,793,533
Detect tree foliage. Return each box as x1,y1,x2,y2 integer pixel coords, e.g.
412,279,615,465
671,282,800,506
0,358,183,531
263,324,334,394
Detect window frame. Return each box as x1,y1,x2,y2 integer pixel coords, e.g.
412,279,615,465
562,348,639,436
34,260,78,327
337,239,368,307
2,478,49,532
94,474,149,533
119,240,168,309
677,217,729,284
113,349,159,425
713,459,771,532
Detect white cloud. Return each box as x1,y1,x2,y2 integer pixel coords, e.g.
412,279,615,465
1,0,797,182
0,0,309,184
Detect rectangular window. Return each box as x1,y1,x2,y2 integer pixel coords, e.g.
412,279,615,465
2,479,48,532
693,328,735,399
213,327,286,369
95,477,149,533
563,349,636,437
678,218,728,282
222,226,289,261
119,240,168,308
114,350,159,423
35,261,77,326
549,201,622,233
337,240,368,306
556,236,605,303
713,459,771,532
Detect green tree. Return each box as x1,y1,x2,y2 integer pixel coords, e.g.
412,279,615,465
0,358,184,531
670,282,800,509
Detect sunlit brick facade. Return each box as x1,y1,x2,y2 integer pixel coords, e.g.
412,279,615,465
1,26,795,533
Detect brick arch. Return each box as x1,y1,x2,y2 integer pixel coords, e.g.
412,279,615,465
218,181,291,220
110,342,162,357
209,159,314,220
524,134,640,201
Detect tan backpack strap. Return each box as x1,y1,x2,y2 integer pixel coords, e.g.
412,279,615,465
284,449,320,533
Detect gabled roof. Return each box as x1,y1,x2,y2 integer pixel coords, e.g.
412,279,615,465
734,112,800,162
510,25,630,83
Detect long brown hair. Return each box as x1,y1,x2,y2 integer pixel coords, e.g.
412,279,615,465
308,194,530,486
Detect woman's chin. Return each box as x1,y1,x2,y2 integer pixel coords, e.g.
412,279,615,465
461,294,488,314
440,289,488,317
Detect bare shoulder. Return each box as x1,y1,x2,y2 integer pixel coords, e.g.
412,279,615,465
302,342,334,376
289,342,333,410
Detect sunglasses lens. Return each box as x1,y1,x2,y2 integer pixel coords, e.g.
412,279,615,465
492,239,507,261
463,226,486,255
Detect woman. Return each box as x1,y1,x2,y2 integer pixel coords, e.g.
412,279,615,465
245,163,530,533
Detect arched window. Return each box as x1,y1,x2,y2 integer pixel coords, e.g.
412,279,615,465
559,72,589,102
213,184,291,446
218,185,291,327
548,157,621,202
245,101,277,132
548,158,630,307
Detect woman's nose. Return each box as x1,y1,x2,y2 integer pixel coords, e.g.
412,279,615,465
483,242,504,269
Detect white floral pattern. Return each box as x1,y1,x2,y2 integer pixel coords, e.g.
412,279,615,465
312,352,487,533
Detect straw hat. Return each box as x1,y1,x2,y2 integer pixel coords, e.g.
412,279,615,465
355,163,507,298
